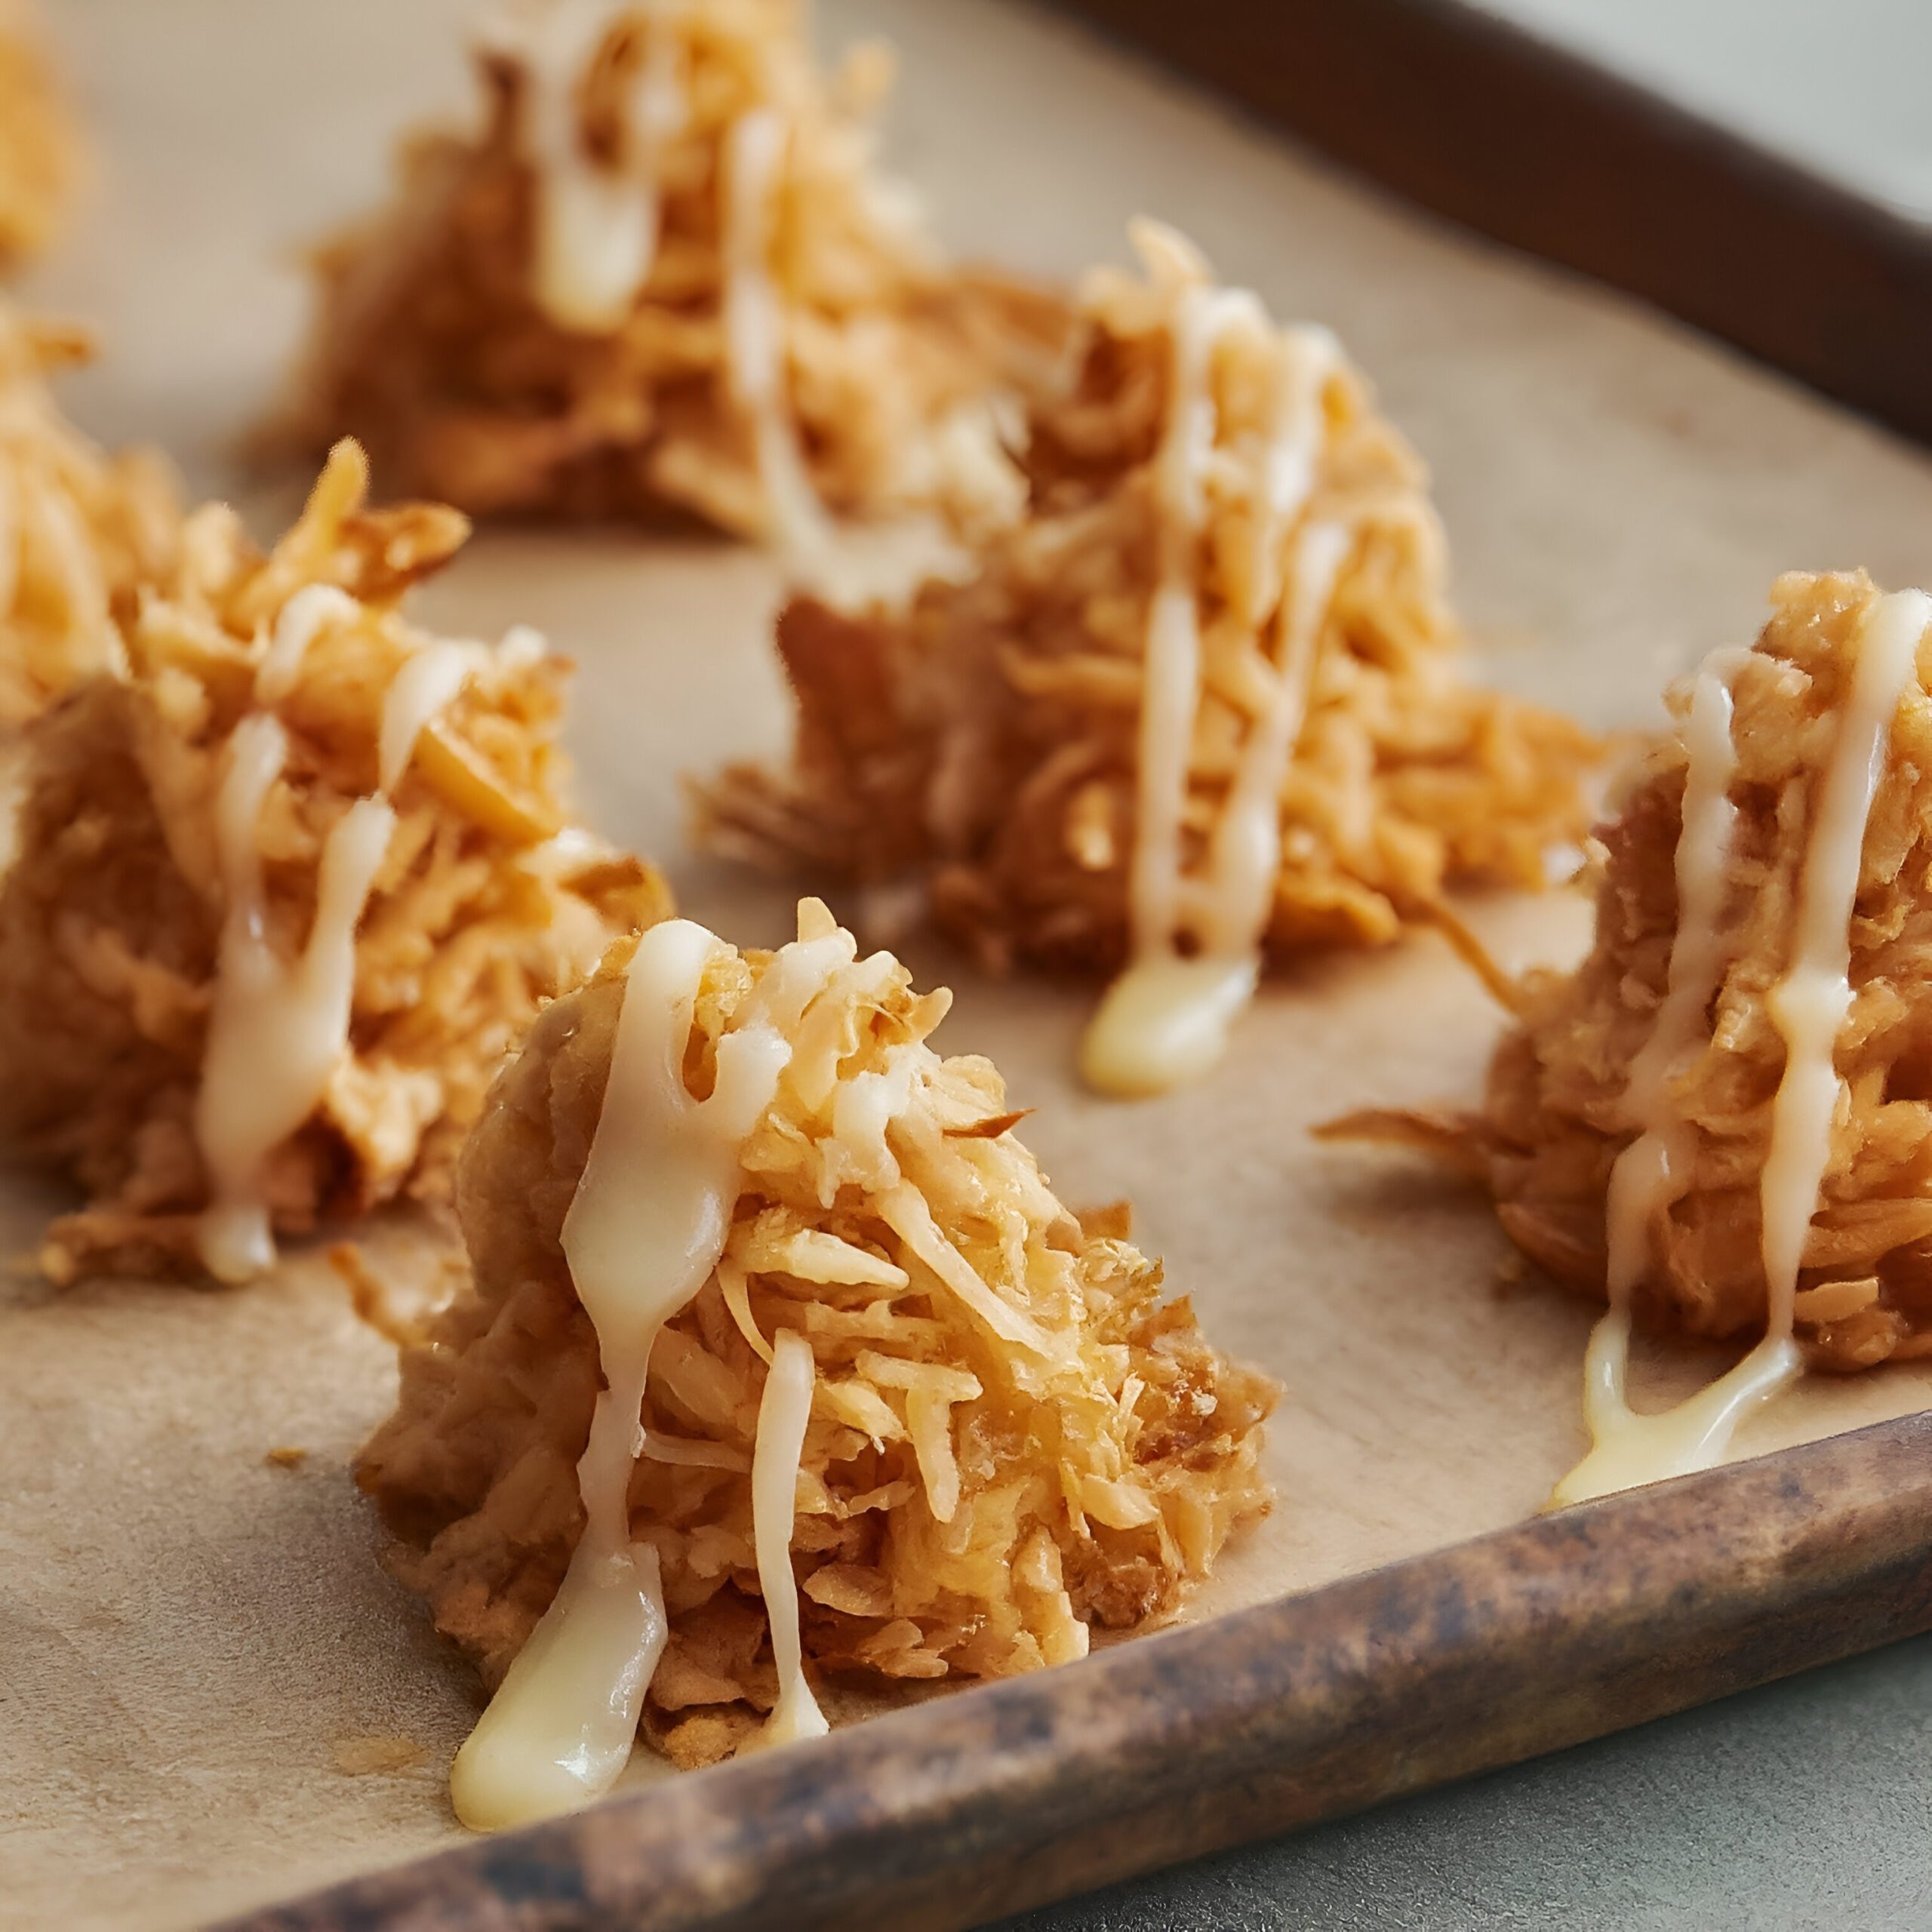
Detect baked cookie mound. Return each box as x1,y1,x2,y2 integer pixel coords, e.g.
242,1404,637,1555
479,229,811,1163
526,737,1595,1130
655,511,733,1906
0,306,180,728
700,222,1595,976
358,902,1275,1769
0,0,78,266
1363,572,1932,1371
0,440,669,1281
281,0,1065,541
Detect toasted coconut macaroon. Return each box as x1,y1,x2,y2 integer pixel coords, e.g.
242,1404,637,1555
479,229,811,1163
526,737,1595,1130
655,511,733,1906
0,306,181,728
358,899,1275,1823
279,0,1066,549
700,221,1595,1096
0,438,669,1285
0,0,78,266
1330,573,1932,1502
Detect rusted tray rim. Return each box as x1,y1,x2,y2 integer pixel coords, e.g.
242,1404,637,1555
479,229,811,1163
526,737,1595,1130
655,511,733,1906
220,1407,1932,1932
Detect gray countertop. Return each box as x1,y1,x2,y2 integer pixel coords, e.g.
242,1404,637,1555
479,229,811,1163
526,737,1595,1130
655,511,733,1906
995,1635,1932,1930
1471,0,1932,221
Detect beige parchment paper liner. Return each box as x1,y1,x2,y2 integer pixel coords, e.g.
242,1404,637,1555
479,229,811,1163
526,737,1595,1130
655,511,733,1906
10,0,1932,1926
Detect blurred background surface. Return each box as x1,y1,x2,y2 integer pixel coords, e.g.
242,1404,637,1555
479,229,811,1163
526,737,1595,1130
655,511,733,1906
1477,0,1932,217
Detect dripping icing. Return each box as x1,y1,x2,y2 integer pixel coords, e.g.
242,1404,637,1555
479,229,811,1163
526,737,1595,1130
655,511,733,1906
194,601,507,1281
721,109,830,561
196,587,386,1282
494,0,688,333
751,1327,829,1747
451,912,858,1829
196,722,395,1283
378,639,487,793
449,917,790,1828
1081,225,1340,1097
256,584,359,702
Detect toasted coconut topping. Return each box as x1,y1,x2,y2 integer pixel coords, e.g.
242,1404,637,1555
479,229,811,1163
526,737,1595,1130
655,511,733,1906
278,0,1069,546
358,899,1275,1790
0,1,78,266
0,304,182,729
1335,572,1932,1432
0,438,670,1284
698,221,1595,1090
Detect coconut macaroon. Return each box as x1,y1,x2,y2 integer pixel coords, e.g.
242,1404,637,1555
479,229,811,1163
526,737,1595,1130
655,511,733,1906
0,306,180,728
0,0,78,266
0,439,669,1285
358,900,1274,1822
1333,573,1932,1501
700,222,1594,1097
281,0,1064,549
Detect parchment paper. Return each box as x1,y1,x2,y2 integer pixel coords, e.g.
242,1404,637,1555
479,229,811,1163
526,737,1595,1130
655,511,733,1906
11,2,1932,1926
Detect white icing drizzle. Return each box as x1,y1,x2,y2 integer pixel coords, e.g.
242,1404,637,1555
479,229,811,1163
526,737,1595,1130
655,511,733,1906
1081,230,1339,1098
197,718,395,1284
498,621,551,668
377,639,486,794
197,585,389,1282
495,0,688,333
194,600,498,1282
1602,646,1754,1287
750,1327,829,1748
721,109,830,561
1553,589,1930,1504
1079,954,1259,1102
450,917,795,1830
1759,589,1927,1310
1199,518,1350,954
255,584,359,703
1554,645,1764,1501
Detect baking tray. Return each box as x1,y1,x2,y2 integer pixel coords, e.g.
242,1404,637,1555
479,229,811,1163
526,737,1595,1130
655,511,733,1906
11,1,1932,1928
220,1415,1932,1931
